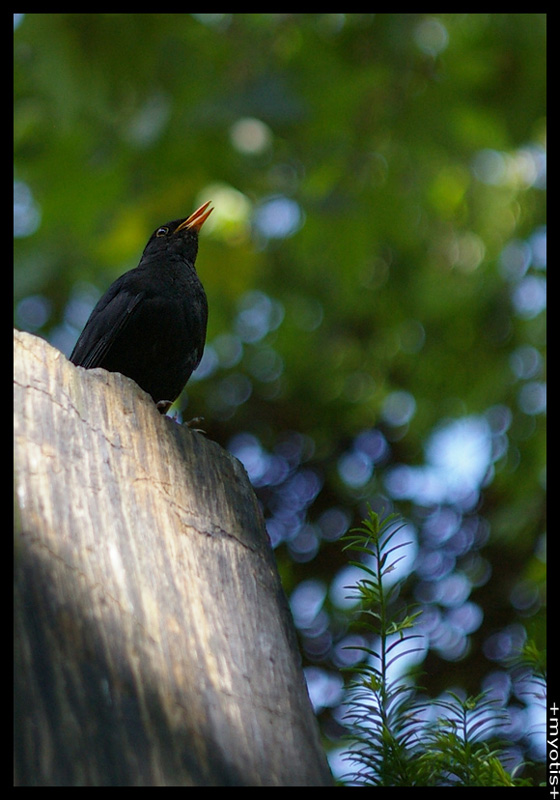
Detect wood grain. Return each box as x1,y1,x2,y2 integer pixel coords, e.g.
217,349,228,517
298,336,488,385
14,330,332,786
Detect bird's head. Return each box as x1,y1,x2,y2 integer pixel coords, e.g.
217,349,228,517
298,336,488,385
143,201,213,262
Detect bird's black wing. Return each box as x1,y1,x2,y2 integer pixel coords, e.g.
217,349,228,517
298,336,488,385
70,281,144,369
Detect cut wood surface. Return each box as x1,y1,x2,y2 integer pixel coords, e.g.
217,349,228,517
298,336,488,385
14,329,333,787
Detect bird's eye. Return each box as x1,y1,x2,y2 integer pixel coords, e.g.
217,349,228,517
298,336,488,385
156,226,169,238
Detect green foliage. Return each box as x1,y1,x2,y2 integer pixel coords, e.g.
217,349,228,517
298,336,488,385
15,13,546,778
412,692,531,786
340,508,538,786
340,509,424,785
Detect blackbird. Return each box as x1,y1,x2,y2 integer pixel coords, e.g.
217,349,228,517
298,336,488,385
70,201,212,412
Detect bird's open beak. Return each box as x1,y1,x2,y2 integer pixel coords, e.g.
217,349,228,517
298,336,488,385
174,201,213,234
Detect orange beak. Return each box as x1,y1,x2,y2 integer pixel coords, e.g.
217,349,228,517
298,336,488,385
174,201,213,233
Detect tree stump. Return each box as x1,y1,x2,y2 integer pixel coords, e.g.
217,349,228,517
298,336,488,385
14,329,333,787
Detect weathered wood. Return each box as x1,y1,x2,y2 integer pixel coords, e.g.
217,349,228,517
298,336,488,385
14,329,333,787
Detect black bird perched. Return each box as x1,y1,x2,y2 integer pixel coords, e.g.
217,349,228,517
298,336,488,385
70,201,212,412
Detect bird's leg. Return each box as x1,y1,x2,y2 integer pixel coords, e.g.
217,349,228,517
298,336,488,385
156,400,205,432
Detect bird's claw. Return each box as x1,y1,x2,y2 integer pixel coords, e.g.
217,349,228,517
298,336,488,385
156,400,174,415
156,403,205,432
184,416,206,434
